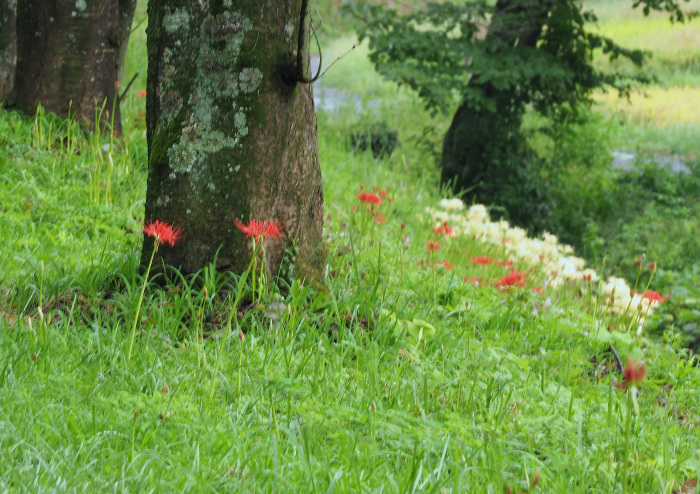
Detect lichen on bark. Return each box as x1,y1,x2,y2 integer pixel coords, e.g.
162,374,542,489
159,8,260,194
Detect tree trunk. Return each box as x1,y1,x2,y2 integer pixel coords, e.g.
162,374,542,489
143,0,325,285
7,0,136,134
440,0,551,228
0,0,15,99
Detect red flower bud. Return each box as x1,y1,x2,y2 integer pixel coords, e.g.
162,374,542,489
624,357,646,384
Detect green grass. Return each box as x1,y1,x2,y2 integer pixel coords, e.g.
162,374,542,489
1,3,700,492
3,99,700,489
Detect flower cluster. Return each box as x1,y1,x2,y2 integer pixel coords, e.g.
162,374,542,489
601,278,668,321
435,221,453,235
356,186,392,224
358,192,382,205
234,218,282,240
471,256,493,265
427,201,597,288
143,219,183,247
427,197,667,322
495,270,526,288
426,240,440,252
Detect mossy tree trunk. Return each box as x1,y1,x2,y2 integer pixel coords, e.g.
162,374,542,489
143,0,325,284
0,0,16,100
6,0,136,133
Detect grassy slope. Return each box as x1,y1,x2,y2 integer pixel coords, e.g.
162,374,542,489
0,4,699,493
315,2,700,348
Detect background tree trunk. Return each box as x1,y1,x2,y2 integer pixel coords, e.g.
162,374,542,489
7,0,136,134
144,0,325,284
0,0,15,99
440,0,552,229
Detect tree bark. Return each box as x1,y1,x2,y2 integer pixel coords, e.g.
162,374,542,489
0,0,15,99
143,0,325,285
6,0,136,134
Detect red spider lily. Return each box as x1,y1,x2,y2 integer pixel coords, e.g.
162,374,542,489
471,256,493,265
358,192,382,205
380,188,387,197
435,222,453,235
137,89,147,98
624,357,646,383
234,218,283,240
642,290,668,303
426,240,440,252
497,259,513,267
373,214,386,224
648,261,657,271
434,261,452,270
463,276,481,285
496,270,526,288
142,220,183,247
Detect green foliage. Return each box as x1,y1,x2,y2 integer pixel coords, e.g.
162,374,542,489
649,264,700,352
349,120,399,158
345,0,655,117
588,161,700,277
530,111,620,250
343,0,697,234
565,159,700,350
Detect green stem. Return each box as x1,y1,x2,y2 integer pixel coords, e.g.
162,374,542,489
431,250,436,312
126,243,157,363
196,292,207,369
623,390,632,491
209,257,254,401
258,243,267,303
131,412,139,462
238,340,243,398
251,237,257,299
270,390,281,439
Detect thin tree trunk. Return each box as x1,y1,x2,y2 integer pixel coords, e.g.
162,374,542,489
7,0,136,134
144,0,325,285
0,0,15,99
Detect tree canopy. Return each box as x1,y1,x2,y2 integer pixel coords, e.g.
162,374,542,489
348,0,697,118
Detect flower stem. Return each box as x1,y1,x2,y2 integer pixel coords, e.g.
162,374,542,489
126,243,157,363
251,237,257,299
623,389,632,491
196,292,207,369
258,243,266,303
209,257,254,401
238,338,243,398
431,250,436,312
